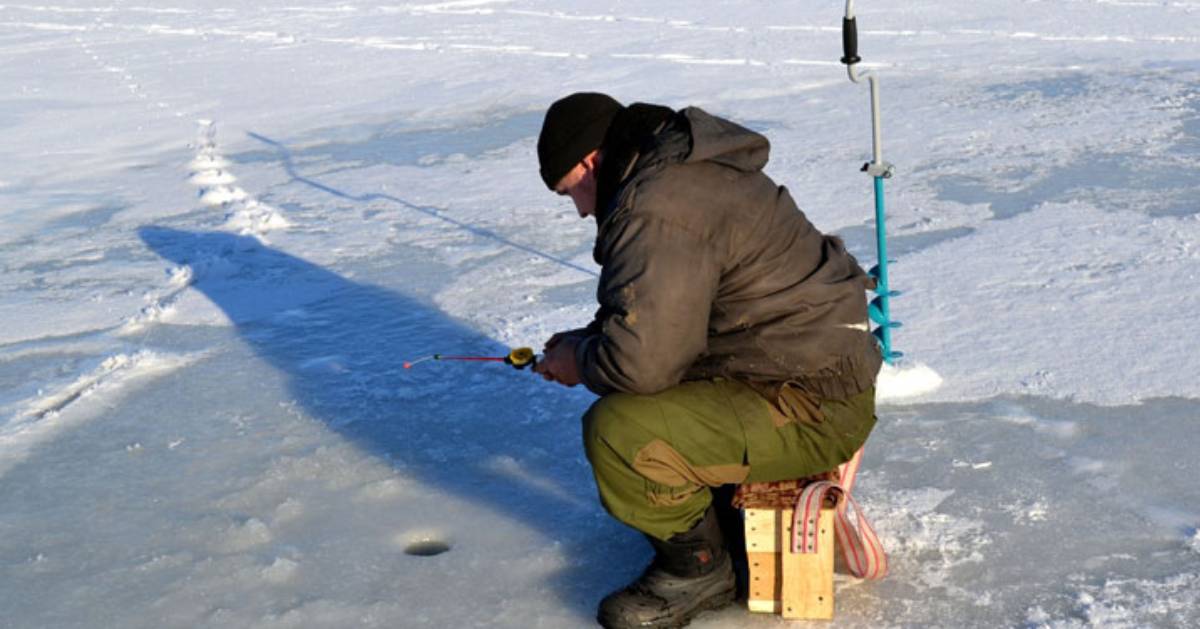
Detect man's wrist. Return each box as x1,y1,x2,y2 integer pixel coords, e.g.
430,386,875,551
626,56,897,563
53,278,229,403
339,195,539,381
571,334,595,389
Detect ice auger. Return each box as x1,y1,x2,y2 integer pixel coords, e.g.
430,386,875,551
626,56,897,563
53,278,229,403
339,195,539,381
842,0,902,363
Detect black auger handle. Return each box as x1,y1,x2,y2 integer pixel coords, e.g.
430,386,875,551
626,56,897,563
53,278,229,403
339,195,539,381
841,17,861,65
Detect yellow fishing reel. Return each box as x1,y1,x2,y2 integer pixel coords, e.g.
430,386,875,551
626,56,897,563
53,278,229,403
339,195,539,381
505,347,537,369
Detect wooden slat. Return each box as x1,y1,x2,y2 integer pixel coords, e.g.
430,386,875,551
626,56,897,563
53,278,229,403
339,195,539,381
745,508,786,614
743,508,782,553
780,506,835,620
746,551,779,613
747,598,780,614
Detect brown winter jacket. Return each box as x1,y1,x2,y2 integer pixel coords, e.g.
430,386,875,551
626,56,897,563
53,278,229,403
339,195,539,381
574,106,881,402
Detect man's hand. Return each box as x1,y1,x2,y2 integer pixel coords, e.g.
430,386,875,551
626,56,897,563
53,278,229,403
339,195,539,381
543,329,583,351
534,333,583,387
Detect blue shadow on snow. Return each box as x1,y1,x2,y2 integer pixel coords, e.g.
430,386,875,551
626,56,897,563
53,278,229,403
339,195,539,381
137,226,625,617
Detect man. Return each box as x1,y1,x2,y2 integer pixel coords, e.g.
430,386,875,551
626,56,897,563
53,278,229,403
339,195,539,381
533,92,881,629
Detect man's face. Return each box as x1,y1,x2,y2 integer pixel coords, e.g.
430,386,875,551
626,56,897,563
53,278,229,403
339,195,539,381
554,152,599,219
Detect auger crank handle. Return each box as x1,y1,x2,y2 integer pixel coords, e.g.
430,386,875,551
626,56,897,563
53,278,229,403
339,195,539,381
841,17,861,66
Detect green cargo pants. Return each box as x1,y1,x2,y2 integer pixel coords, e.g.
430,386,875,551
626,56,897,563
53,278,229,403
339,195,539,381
582,379,876,541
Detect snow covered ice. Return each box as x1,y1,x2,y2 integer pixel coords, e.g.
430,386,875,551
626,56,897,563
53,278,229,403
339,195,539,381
2,1,1199,627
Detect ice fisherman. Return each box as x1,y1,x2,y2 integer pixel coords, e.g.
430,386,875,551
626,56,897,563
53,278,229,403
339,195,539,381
532,92,881,629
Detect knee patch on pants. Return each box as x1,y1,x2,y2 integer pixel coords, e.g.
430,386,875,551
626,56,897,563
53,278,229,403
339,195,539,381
582,390,748,526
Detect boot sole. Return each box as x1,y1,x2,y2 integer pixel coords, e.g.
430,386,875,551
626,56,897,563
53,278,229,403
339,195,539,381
676,585,737,628
598,582,737,629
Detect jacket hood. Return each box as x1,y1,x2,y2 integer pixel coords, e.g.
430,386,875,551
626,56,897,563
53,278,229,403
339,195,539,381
593,105,771,226
680,107,770,173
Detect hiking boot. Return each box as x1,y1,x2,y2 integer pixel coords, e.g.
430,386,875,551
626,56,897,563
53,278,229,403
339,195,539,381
597,506,737,628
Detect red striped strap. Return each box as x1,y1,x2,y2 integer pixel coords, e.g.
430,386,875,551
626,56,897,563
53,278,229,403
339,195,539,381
839,446,863,493
790,447,888,580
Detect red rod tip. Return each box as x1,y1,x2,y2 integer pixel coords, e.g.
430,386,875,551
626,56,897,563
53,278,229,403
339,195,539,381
403,362,413,369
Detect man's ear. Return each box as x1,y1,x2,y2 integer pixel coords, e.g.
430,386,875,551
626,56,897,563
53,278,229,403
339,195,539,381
582,149,603,173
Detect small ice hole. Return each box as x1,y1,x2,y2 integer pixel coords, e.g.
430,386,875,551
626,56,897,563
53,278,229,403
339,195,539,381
405,539,451,557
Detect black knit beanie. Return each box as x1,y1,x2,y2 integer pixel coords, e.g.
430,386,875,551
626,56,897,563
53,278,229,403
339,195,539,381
537,92,623,189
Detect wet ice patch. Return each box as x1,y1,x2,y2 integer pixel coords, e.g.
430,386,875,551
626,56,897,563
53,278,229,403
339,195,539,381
992,402,1080,440
868,487,992,596
1028,573,1200,628
0,351,201,478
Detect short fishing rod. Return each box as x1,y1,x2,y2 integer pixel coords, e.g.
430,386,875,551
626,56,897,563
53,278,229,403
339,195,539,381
403,347,538,370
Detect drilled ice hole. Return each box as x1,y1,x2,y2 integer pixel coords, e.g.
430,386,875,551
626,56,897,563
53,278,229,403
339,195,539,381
396,527,453,557
404,537,451,557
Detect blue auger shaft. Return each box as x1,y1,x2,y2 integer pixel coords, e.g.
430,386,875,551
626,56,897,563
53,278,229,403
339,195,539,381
872,175,896,362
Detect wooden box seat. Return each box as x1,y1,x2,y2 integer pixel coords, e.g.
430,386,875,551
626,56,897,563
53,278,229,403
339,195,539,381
732,472,841,621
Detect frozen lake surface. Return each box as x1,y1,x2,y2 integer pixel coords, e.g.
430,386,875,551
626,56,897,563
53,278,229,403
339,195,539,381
2,1,1199,627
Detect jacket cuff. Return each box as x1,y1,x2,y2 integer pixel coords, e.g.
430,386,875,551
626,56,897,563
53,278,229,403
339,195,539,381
575,334,613,396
